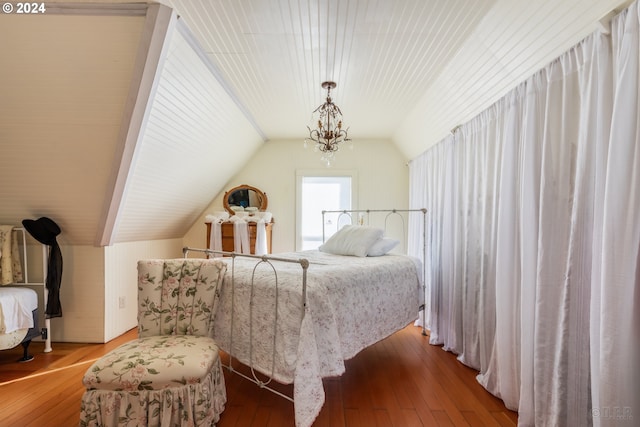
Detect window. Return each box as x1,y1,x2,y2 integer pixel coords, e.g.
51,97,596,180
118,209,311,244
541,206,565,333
296,171,356,250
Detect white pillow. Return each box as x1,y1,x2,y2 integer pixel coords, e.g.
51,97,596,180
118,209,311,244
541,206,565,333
319,225,384,257
367,238,400,257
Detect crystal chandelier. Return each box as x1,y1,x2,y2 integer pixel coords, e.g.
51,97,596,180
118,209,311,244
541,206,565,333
305,81,351,166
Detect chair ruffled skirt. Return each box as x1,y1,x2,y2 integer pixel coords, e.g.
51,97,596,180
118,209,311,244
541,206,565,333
79,335,226,427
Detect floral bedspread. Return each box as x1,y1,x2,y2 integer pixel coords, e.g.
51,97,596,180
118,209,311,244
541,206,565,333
212,250,422,427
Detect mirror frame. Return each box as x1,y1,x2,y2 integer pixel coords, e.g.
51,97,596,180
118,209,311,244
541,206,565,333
223,184,268,215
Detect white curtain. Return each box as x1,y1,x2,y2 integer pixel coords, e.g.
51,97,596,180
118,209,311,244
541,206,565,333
408,3,640,426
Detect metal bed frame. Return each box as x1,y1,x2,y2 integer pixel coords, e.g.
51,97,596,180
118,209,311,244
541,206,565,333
182,207,428,404
182,247,308,402
3,227,52,356
321,208,428,335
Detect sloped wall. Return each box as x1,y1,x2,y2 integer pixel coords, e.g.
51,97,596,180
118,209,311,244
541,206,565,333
0,9,147,343
111,17,265,244
0,12,146,244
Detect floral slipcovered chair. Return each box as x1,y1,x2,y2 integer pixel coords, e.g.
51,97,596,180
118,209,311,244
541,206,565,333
80,259,227,427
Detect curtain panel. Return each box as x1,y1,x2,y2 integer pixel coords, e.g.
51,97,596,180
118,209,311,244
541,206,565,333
408,3,639,426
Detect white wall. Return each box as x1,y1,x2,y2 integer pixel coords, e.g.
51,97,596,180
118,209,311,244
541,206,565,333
21,242,107,344
19,237,107,343
103,238,184,342
21,237,185,344
184,138,409,253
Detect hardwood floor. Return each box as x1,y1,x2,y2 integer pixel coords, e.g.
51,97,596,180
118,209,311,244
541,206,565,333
0,326,517,427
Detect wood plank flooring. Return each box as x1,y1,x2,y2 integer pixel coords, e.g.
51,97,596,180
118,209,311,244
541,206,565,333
0,325,517,427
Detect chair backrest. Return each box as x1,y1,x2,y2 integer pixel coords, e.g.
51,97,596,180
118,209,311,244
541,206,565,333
136,258,227,338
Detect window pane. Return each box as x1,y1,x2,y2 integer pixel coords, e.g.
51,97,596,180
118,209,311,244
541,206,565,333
300,176,351,250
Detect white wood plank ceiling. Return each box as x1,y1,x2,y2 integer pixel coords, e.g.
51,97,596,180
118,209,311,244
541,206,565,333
159,0,631,159
160,0,495,146
1,0,633,246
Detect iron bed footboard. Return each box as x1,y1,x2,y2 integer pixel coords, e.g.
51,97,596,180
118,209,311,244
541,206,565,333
182,247,309,402
182,206,428,410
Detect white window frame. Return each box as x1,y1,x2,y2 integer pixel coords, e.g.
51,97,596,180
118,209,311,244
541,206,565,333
295,169,358,251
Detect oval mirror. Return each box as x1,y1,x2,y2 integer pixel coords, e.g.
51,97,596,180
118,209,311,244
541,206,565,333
223,184,268,215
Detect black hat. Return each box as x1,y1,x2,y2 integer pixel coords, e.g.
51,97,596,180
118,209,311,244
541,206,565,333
22,217,61,246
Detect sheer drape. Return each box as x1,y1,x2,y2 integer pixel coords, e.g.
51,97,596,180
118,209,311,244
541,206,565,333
408,3,639,426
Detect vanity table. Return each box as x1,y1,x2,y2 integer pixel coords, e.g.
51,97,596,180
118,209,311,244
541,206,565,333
206,221,273,254
206,184,273,254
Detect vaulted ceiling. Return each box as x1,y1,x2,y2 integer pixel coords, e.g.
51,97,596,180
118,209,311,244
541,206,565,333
0,0,632,246
160,0,630,158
